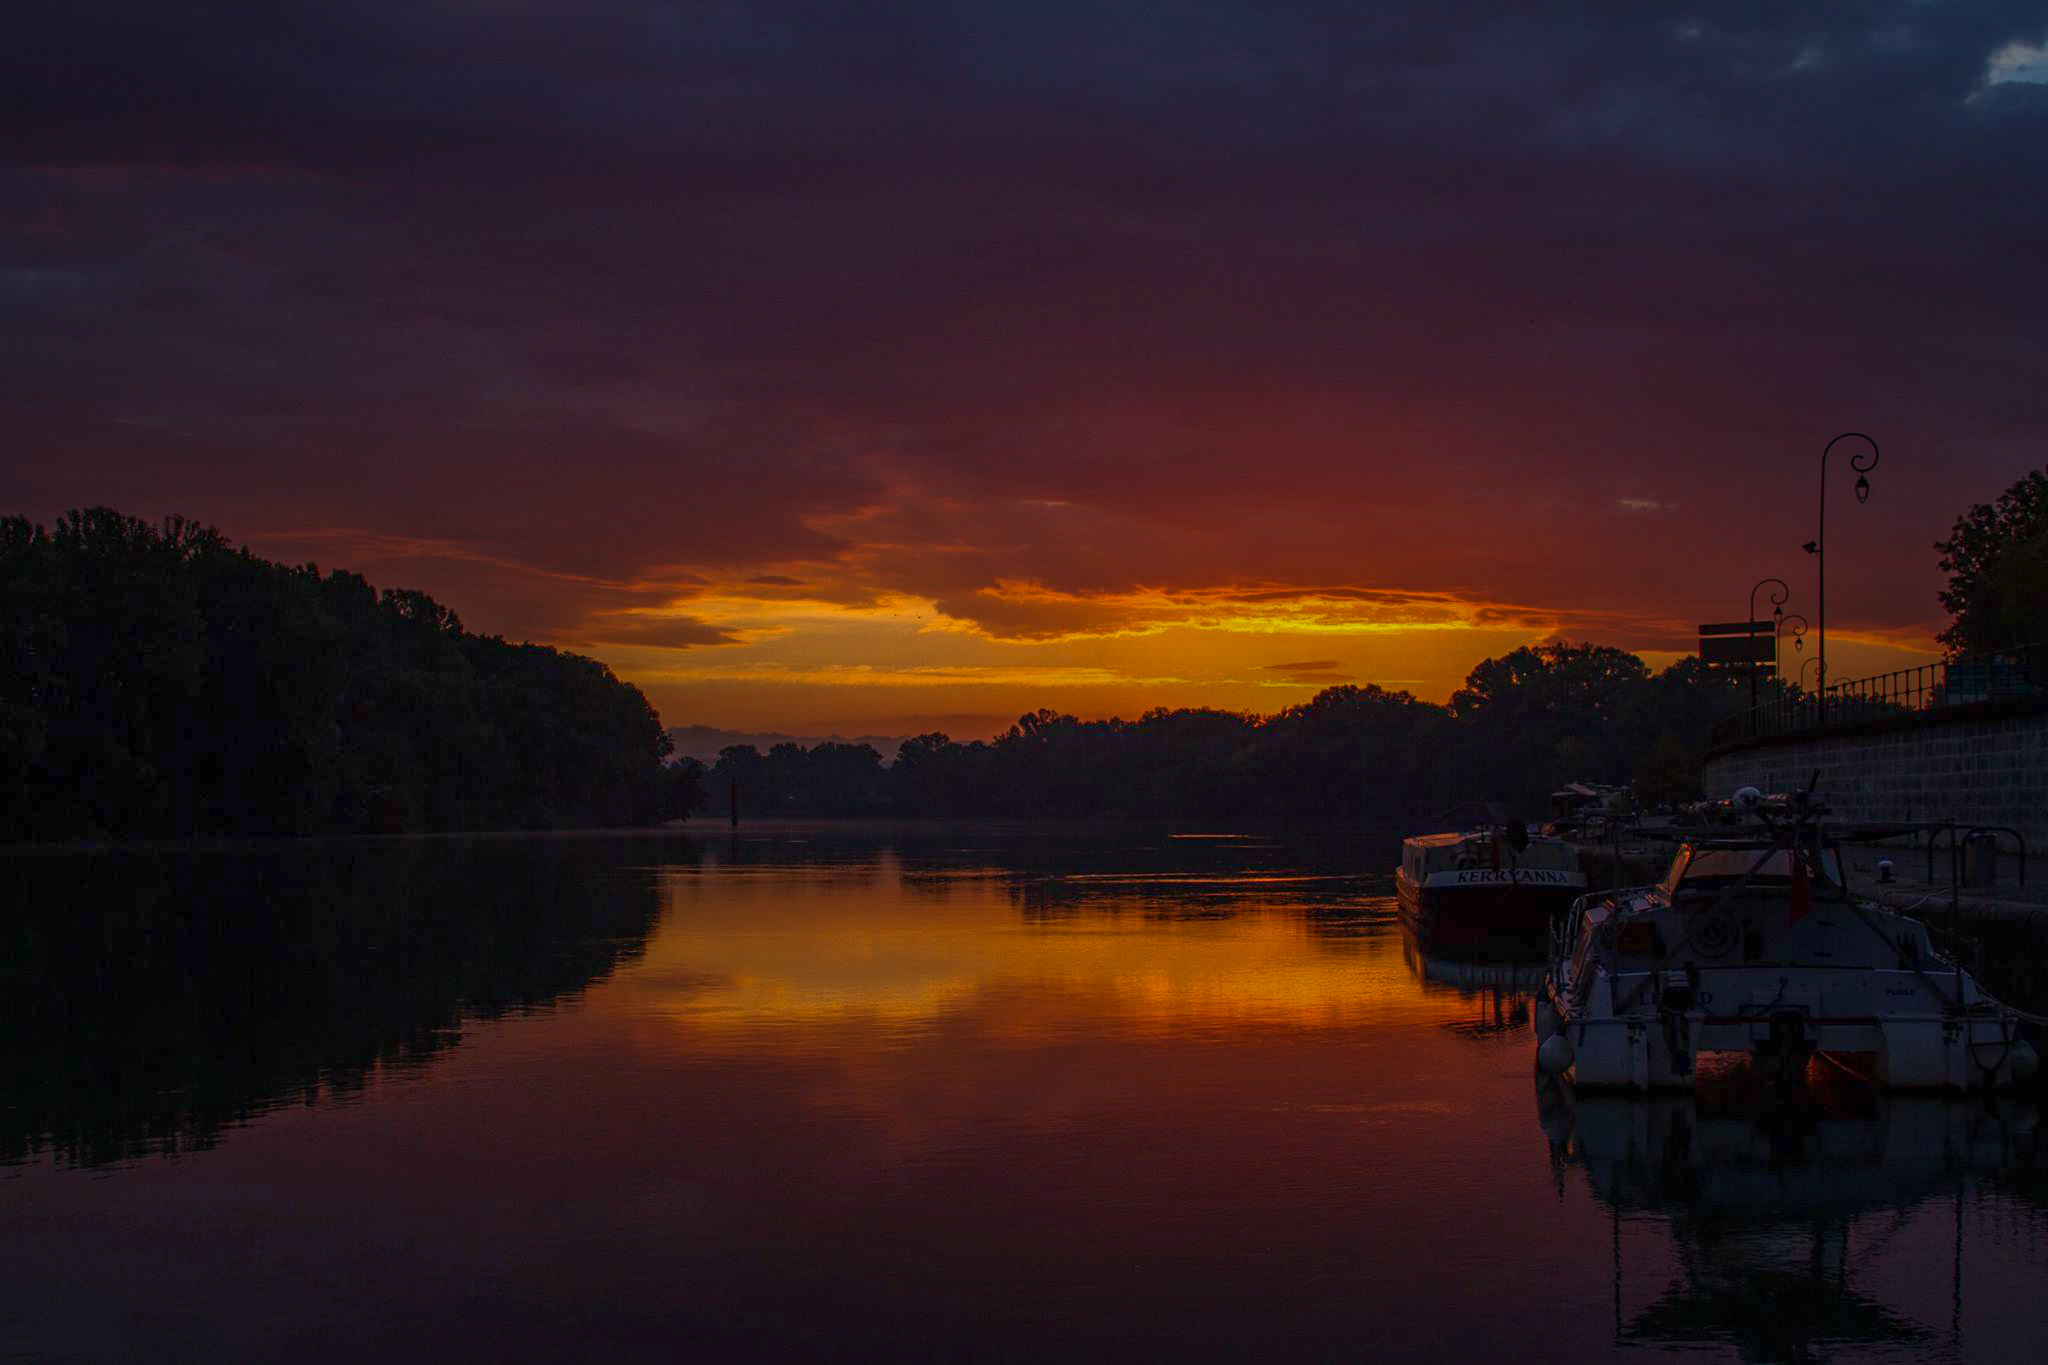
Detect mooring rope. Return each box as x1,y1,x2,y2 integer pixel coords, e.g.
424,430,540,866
1864,893,2048,1024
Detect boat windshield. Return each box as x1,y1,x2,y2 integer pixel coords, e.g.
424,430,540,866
1660,846,1844,897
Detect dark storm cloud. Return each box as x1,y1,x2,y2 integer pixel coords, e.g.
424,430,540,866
4,1,2046,647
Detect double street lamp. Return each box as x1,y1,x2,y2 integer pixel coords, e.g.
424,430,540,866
1748,576,1789,711
1742,577,1810,712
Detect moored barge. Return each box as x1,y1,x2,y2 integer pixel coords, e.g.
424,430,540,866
1396,828,1588,959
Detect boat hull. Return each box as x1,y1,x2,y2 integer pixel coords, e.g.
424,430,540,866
1397,874,1580,960
1543,977,2035,1093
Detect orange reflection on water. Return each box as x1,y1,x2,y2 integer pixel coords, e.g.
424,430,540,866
10,835,2039,1365
580,845,1537,1173
623,858,1462,1047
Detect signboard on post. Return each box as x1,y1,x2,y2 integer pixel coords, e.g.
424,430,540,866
1698,621,1776,668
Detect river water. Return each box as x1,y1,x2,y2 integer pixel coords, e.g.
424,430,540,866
3,826,2043,1363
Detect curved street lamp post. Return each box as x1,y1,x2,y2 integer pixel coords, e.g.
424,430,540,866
1777,612,1808,683
1804,433,1880,713
1776,613,1808,726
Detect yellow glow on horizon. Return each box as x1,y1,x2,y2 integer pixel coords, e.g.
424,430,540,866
624,662,1200,689
948,579,1493,641
247,526,1944,731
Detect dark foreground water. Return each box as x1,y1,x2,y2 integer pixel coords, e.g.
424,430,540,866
4,826,2044,1363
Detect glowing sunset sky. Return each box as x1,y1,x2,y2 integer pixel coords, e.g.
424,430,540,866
6,3,2046,735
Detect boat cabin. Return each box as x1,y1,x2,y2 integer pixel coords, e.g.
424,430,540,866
1656,841,1846,901
1401,831,1582,884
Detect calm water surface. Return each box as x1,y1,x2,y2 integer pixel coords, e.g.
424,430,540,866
4,826,2044,1363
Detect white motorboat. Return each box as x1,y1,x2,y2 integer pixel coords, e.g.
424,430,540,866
1535,794,2038,1092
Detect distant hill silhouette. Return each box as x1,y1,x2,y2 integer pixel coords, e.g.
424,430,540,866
665,724,914,767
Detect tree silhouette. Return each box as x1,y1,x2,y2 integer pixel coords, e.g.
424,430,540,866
1,509,694,840
1936,466,2048,656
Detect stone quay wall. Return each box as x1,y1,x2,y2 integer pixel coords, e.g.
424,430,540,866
1702,707,2048,847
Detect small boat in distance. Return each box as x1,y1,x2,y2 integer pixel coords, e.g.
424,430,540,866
1396,825,1589,960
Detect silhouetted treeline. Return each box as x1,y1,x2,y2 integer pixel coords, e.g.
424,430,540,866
707,644,1764,824
1,509,700,840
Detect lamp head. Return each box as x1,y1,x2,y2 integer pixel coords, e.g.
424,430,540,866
1855,474,1870,504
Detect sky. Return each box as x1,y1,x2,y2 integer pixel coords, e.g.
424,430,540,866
5,2,2046,738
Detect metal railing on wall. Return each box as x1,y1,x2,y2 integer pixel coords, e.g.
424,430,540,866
1712,643,2048,746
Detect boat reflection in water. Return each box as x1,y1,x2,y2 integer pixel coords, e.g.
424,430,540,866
1536,1070,2043,1362
1400,927,1546,1036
